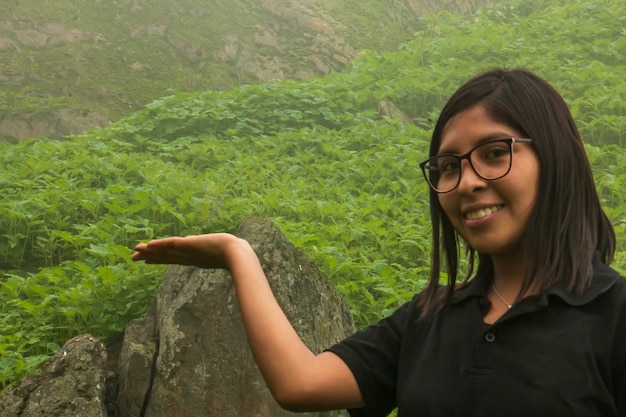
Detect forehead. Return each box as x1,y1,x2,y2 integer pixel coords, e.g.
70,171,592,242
439,105,522,153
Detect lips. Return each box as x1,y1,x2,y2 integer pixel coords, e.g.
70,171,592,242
464,205,503,220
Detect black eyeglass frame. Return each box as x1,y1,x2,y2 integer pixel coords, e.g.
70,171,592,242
419,137,533,194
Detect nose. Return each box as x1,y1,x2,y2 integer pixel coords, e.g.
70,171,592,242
457,159,487,194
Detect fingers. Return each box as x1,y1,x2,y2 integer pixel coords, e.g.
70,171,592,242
130,234,235,268
131,237,183,264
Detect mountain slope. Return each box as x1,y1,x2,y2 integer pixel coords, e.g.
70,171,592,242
0,0,498,141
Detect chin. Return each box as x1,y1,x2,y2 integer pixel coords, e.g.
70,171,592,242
464,242,501,256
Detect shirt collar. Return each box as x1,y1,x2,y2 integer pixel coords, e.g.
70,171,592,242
448,251,620,307
448,270,490,305
545,251,619,306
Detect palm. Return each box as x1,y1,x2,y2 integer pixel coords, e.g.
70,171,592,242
132,234,235,269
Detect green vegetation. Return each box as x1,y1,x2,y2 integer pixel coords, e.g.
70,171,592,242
1,0,625,391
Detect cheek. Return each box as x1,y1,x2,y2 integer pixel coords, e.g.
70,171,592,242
519,164,540,206
507,152,540,200
506,164,540,220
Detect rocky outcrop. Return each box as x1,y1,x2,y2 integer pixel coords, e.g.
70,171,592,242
0,335,109,417
0,217,355,416
0,109,111,143
378,98,413,124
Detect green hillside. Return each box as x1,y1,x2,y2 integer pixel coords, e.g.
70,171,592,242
1,0,474,141
1,0,626,390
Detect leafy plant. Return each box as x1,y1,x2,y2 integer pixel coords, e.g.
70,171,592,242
1,0,625,395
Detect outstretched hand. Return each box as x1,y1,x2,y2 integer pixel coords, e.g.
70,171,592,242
131,233,242,270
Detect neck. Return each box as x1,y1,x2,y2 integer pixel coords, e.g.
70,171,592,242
490,253,526,299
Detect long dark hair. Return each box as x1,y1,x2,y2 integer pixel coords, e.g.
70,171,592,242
419,68,616,315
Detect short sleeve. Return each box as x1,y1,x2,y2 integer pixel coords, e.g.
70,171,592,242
326,296,419,417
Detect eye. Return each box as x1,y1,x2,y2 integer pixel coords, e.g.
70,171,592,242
437,157,459,173
481,144,511,160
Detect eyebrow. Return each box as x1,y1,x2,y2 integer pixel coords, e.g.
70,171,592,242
437,133,516,155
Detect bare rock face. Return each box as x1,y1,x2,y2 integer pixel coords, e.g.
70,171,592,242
116,317,157,417
0,108,111,143
377,98,413,124
0,334,109,417
117,216,354,416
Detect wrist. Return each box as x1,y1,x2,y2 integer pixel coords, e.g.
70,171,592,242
222,235,256,271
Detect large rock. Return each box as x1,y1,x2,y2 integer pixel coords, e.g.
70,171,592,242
117,216,355,416
0,334,109,417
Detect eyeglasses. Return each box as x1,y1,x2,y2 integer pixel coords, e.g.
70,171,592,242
420,138,533,193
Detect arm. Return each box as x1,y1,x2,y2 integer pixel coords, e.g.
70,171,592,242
132,233,364,412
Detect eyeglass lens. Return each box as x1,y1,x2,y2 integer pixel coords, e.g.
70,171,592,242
424,140,514,193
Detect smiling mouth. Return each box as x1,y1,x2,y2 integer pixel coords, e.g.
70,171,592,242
465,205,503,220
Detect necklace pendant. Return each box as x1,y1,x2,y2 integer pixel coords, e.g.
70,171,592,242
491,283,513,309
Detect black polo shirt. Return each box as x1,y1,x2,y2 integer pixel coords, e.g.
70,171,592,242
328,254,626,417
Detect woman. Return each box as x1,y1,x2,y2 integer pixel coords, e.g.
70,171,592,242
132,69,626,416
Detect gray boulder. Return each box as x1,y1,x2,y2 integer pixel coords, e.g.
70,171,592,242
0,334,109,417
117,216,354,416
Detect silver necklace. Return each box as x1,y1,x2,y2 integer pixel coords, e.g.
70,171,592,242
491,283,513,309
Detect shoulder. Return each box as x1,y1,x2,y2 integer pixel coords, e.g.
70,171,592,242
593,260,626,306
582,262,626,353
608,271,626,298
550,256,626,308
579,261,626,324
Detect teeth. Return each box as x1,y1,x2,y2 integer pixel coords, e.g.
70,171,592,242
466,206,500,220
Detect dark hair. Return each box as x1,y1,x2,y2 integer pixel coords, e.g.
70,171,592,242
419,68,616,315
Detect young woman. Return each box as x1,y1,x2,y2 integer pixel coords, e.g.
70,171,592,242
132,69,626,416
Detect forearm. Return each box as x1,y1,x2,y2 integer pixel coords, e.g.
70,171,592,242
225,238,315,396
224,237,362,411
